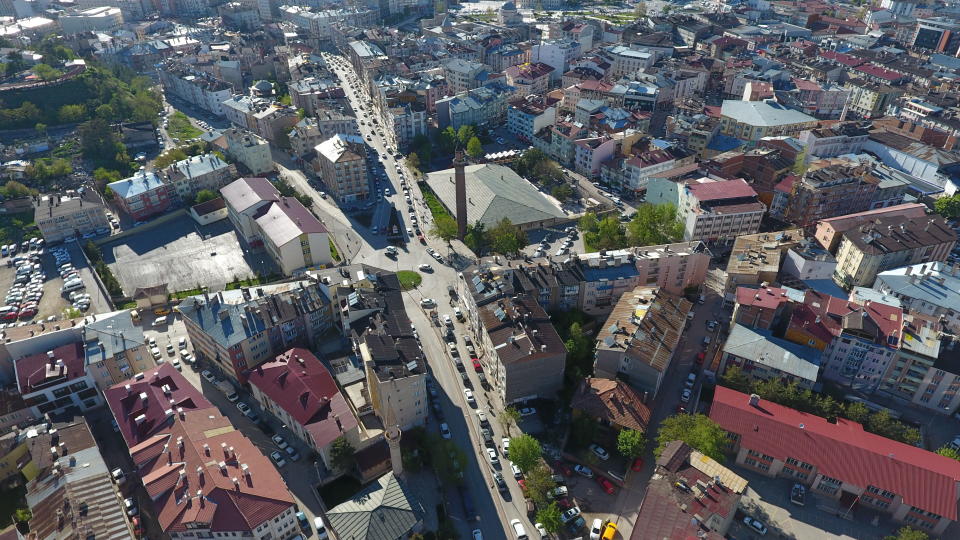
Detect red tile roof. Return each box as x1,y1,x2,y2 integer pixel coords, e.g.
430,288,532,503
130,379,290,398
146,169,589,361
687,179,757,202
792,77,822,92
15,342,86,394
820,50,864,67
736,286,791,310
774,174,799,194
787,291,902,348
855,63,902,82
570,378,651,432
104,363,212,447
247,348,358,449
710,386,960,519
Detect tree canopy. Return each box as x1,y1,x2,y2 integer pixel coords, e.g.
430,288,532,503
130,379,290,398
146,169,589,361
536,502,563,534
523,464,556,505
934,194,960,219
626,203,685,246
508,434,542,473
194,190,218,205
329,436,356,472
466,136,484,159
655,413,727,462
617,429,647,458
430,214,459,243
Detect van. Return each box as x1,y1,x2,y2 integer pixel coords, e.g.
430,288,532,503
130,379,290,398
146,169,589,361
510,519,528,540
61,280,84,293
313,516,328,540
130,310,141,322
153,316,168,326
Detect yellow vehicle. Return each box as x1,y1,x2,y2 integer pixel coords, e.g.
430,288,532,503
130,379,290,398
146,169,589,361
602,523,617,540
153,307,171,316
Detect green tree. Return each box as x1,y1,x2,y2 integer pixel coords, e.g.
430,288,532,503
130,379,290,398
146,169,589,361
884,527,930,540
406,152,421,174
35,122,47,138
32,63,62,81
58,104,87,123
194,189,218,204
536,502,564,534
457,124,478,147
464,222,488,254
466,136,484,159
0,180,37,199
430,214,459,244
936,446,960,461
720,366,752,393
523,463,557,505
655,413,727,462
329,436,356,472
626,203,684,246
508,434,542,473
427,435,467,485
501,406,521,437
154,148,188,169
579,212,599,232
934,194,960,218
570,414,598,448
844,402,871,424
551,183,573,203
93,167,122,193
437,126,458,154
617,429,647,459
564,322,593,383
793,148,809,175
594,216,626,250
489,218,526,255
13,508,31,523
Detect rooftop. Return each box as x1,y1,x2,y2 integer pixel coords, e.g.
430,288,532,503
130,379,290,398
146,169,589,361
219,176,279,214
720,99,817,127
254,196,328,247
570,377,651,432
477,295,566,366
843,215,955,256
596,287,691,374
15,342,86,395
875,262,960,313
325,471,423,540
108,169,165,200
723,324,822,382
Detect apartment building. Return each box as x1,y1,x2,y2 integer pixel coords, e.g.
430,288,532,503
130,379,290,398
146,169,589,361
107,169,174,220
59,6,123,33
158,62,232,116
711,387,960,536
161,153,235,202
220,176,281,245
477,295,566,405
628,241,712,295
719,100,818,142
531,40,582,82
289,76,345,115
573,136,617,179
874,262,960,332
436,82,515,130
844,80,903,119
443,58,488,94
798,124,870,158
507,96,557,142
224,127,273,175
601,45,656,79
248,348,362,467
720,324,822,389
82,311,155,392
593,286,691,398
386,102,428,148
680,179,765,242
104,364,298,539
313,134,369,203
833,215,956,288
782,162,879,228
222,95,299,142
504,62,555,95
723,229,804,301
813,203,929,252
732,285,796,330
33,191,109,243
177,282,333,383
880,313,960,413
15,342,101,416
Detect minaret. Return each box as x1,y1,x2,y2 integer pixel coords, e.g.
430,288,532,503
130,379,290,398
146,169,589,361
385,425,403,477
454,149,467,240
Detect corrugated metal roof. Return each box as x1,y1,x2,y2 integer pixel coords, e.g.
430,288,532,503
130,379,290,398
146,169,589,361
326,472,423,540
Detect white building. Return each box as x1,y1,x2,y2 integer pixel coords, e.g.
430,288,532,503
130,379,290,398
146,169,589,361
158,63,232,116
161,153,235,202
531,40,582,82
224,127,273,175
874,262,960,332
679,179,765,242
59,6,123,34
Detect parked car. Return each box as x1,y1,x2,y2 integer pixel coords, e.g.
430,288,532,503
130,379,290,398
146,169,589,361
596,476,616,495
589,444,610,461
743,516,767,535
573,464,593,478
271,435,288,450
270,451,287,468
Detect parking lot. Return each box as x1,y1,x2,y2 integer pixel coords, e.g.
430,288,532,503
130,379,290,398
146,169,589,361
101,218,275,295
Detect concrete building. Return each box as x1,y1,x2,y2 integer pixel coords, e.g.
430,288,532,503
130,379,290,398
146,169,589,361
833,215,956,288
443,58,488,94
504,62,555,96
289,76,345,115
782,162,879,228
680,179,765,242
224,127,273,175
719,324,822,389
913,17,960,54
531,40,582,82
59,6,123,34
82,311,155,392
723,229,805,301
782,242,837,282
313,134,369,203
873,262,960,332
732,285,797,331
719,100,818,142
15,342,101,416
573,136,618,179
844,80,903,119
107,169,174,220
34,191,109,243
158,62,232,116
880,313,959,414
627,241,712,296
436,82,515,130
161,153,235,203
477,295,566,405
507,96,557,142
814,203,929,252
799,124,870,159
593,286,691,398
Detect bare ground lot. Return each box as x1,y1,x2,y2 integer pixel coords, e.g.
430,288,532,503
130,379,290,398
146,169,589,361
100,219,276,295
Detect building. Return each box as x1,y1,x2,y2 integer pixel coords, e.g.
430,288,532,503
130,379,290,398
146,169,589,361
15,342,101,416
104,364,298,539
844,80,903,119
723,229,804,301
59,6,123,33
107,169,174,220
782,241,838,283
424,163,566,231
863,131,960,191
680,179,765,242
531,40,582,82
627,241,712,296
732,285,796,330
443,58,488,94
782,162,879,228
248,348,361,468
880,313,959,413
436,82,515,130
313,134,369,203
573,136,618,179
220,177,331,274
833,215,956,288
593,286,691,398
632,440,747,540
82,310,155,392
289,76,346,115
325,472,424,539
386,103,428,149
913,17,960,54
33,191,109,243
719,324,822,388
711,387,960,535
719,100,818,142
504,62,555,96
507,96,557,142
177,281,333,383
161,153,235,203
476,294,565,405
570,377,651,433
158,62,232,116
814,203,929,252
224,127,273,175
22,417,134,540
874,262,960,332
799,124,870,158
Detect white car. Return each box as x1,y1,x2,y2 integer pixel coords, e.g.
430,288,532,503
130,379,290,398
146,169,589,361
680,388,692,403
511,462,522,479
502,437,511,454
589,444,610,461
535,523,548,538
486,447,500,466
440,423,452,439
561,506,581,523
519,407,536,417
590,518,603,540
418,264,433,272
236,402,251,414
463,388,476,405
743,516,768,535
420,298,436,308
271,435,288,450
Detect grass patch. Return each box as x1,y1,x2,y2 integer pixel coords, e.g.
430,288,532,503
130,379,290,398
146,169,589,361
397,270,422,290
421,185,451,220
0,485,27,528
225,274,280,290
167,111,203,141
171,287,207,300
318,476,363,508
329,238,340,262
52,138,80,158
0,212,40,244
117,300,137,309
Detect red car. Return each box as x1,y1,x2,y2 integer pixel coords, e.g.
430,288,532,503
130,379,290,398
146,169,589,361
553,460,573,477
1,311,17,320
17,309,37,319
696,351,706,364
596,476,616,495
518,479,526,491
472,359,482,372
631,457,644,472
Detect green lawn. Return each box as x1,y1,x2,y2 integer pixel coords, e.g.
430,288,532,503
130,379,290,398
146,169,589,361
329,239,340,262
167,111,203,141
421,187,451,220
397,270,422,290
171,287,206,300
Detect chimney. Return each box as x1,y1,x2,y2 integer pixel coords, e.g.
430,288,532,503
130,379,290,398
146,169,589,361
748,393,760,407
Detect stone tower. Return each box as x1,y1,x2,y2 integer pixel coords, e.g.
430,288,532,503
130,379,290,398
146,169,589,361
454,149,467,240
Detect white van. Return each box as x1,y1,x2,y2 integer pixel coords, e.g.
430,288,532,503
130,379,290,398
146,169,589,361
314,517,328,540
153,316,168,326
61,279,85,293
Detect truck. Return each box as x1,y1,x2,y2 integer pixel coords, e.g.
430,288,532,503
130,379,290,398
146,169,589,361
216,380,238,402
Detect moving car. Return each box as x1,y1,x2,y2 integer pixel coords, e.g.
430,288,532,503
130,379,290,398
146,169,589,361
440,423,452,439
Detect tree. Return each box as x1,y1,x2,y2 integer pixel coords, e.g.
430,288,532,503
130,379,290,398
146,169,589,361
524,464,557,505
579,212,599,232
489,218,526,255
792,148,809,175
594,216,625,250
626,203,684,246
508,434,542,472
35,122,47,138
844,402,870,424
464,222,488,254
501,406,521,437
937,446,960,461
0,180,36,199
13,508,31,523
457,125,478,147
194,190,217,204
430,214,459,244
655,413,727,462
551,183,573,203
93,167,122,193
720,366,752,393
536,502,564,534
406,152,421,174
437,126,458,154
427,435,466,485
617,429,646,459
934,194,960,219
884,527,930,540
329,436,356,472
154,148,188,169
570,414,598,448
466,136,484,159
32,63,62,81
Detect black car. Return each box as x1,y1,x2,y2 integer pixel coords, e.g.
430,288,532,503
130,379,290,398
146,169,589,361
493,471,507,492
